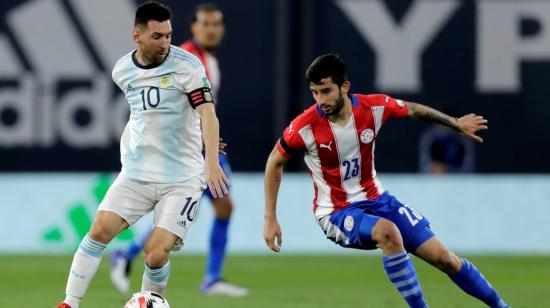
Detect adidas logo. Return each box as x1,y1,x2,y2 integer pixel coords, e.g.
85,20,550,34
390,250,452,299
0,0,136,149
126,84,135,93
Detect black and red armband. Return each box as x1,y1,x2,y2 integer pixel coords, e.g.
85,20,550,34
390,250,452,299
187,87,214,108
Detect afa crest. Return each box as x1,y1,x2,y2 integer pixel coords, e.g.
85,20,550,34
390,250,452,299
159,75,172,88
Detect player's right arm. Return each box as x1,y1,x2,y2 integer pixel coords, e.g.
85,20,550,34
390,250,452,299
263,146,290,253
264,116,307,252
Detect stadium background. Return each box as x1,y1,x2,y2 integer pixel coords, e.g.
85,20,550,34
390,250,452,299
0,0,548,307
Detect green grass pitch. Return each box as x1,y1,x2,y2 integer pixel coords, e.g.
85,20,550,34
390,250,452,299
0,254,547,307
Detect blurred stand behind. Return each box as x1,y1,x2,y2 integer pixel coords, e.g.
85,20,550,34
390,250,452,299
418,107,475,174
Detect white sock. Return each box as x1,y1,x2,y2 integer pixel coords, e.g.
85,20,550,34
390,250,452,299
142,261,171,295
63,234,106,307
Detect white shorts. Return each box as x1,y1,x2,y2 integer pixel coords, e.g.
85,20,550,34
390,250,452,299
98,174,206,241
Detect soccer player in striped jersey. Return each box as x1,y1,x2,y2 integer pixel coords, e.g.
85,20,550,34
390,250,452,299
57,2,229,307
109,3,248,297
263,54,509,308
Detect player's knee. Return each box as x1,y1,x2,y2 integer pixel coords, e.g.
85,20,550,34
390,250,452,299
435,250,461,274
88,222,117,244
88,212,127,244
144,247,170,268
372,219,404,251
214,197,233,219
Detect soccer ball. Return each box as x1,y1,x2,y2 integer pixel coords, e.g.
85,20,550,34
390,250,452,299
124,291,170,308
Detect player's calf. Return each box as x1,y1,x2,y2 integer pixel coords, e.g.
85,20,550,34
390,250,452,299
449,258,510,308
141,228,178,294
371,219,428,308
142,260,171,295
60,234,108,308
143,229,177,267
142,246,172,294
432,249,462,274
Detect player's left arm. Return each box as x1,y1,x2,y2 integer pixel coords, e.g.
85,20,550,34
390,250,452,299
196,103,231,197
406,102,488,143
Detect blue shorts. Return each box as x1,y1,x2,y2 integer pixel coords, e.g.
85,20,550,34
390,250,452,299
322,192,434,253
203,154,232,201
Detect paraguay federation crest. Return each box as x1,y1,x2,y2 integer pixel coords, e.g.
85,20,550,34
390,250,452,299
360,128,374,144
344,215,354,232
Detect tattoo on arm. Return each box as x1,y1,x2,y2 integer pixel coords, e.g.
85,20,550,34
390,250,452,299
408,102,457,129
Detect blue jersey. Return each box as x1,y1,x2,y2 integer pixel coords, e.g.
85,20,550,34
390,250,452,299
112,45,211,183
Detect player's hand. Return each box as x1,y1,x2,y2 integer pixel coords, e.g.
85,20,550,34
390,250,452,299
455,113,488,143
205,160,230,198
264,218,282,252
218,137,227,155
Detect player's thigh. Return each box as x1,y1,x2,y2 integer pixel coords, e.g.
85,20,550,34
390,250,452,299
376,195,435,252
154,177,206,247
321,207,382,250
98,175,156,227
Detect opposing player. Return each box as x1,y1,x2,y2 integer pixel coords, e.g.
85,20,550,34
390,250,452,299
263,54,509,308
110,3,248,297
56,2,229,307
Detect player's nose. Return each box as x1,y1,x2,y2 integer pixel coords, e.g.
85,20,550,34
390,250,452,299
161,37,170,48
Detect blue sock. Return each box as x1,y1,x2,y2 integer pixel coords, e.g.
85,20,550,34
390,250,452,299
383,252,427,308
450,258,508,308
80,234,107,257
124,226,152,261
204,218,229,284
143,261,171,294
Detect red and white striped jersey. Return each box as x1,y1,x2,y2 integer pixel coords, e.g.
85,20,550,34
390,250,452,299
276,94,408,219
180,40,221,100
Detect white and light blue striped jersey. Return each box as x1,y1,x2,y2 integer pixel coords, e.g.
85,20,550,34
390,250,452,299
112,45,211,183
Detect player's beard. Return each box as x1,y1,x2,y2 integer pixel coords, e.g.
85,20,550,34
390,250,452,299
324,91,345,116
153,48,169,64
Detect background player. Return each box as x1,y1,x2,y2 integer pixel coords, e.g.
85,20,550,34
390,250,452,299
418,106,475,174
110,3,249,297
57,2,229,307
263,54,509,308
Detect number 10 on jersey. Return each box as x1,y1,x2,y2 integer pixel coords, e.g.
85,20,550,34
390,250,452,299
141,87,160,110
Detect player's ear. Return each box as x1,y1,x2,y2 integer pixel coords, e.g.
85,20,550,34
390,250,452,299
341,81,351,94
132,28,141,44
190,22,198,37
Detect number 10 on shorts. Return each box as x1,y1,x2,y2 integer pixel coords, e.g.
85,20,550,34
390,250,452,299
180,197,198,223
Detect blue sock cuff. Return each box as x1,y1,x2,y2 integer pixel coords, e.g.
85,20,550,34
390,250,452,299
451,258,473,280
145,261,171,283
383,252,410,268
383,251,408,262
79,234,106,258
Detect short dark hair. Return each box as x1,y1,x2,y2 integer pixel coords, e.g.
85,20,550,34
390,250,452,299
188,3,223,36
134,1,172,27
305,54,348,86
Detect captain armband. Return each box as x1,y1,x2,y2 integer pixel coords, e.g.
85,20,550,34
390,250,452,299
187,87,214,109
279,137,299,155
